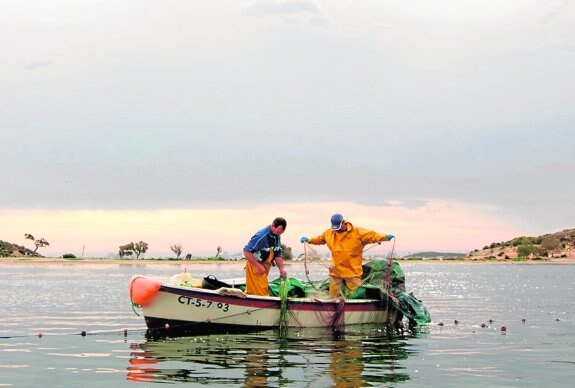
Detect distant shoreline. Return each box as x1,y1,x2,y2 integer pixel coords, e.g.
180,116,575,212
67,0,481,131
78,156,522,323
1,257,575,265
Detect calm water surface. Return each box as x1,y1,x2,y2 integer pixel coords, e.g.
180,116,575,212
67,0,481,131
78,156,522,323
1,262,574,387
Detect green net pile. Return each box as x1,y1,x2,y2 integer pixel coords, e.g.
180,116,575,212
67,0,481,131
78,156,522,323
267,259,431,326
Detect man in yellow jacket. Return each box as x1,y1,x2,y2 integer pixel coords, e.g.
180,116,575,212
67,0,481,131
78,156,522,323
300,213,394,298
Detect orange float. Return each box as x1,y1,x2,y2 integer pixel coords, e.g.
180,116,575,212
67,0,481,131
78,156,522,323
129,276,162,307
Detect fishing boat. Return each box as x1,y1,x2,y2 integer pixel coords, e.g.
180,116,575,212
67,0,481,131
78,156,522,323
128,260,430,337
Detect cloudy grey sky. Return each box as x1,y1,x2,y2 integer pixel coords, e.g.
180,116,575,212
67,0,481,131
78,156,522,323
1,0,574,255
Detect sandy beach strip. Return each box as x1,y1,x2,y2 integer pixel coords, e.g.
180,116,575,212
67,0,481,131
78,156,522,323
1,257,574,265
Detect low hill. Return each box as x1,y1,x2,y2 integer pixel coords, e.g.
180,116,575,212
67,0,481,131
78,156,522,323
467,228,575,260
0,240,41,257
403,251,465,259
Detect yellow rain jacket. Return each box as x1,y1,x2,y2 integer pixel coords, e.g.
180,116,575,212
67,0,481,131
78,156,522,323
308,222,390,279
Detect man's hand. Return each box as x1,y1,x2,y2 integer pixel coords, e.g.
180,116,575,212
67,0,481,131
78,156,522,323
300,236,309,243
279,268,287,278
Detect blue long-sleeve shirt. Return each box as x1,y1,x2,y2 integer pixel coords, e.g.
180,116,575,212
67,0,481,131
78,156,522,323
243,225,282,262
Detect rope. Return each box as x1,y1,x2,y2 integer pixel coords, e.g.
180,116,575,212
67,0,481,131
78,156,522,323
331,298,345,328
303,243,330,293
128,275,145,316
0,327,148,340
383,237,397,290
381,237,402,323
304,242,311,280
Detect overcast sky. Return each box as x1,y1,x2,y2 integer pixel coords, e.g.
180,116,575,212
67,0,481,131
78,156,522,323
1,0,574,257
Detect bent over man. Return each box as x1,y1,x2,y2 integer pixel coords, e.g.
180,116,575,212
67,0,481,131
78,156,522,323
243,217,288,296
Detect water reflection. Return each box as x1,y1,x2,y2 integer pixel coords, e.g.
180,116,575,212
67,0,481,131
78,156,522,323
127,326,421,386
329,336,365,387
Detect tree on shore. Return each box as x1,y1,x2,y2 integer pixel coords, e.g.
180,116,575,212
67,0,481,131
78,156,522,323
118,243,134,258
215,246,223,258
170,244,183,259
118,241,149,259
133,241,149,259
541,238,561,251
24,233,50,254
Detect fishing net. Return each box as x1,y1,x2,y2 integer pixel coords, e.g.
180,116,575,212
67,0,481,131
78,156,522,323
300,243,331,298
278,277,289,336
359,259,430,326
361,260,406,293
268,258,431,326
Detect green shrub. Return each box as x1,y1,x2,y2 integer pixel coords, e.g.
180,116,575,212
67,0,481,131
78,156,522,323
517,244,535,257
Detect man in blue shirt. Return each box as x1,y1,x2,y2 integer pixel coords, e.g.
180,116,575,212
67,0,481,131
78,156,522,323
243,217,288,296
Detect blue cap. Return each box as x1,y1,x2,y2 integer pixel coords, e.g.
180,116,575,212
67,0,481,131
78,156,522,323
330,213,344,230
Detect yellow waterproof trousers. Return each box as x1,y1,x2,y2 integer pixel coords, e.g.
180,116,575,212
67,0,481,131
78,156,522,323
329,276,362,298
246,260,272,296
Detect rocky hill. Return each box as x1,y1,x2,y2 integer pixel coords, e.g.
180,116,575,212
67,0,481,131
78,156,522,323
0,240,41,257
467,228,575,260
